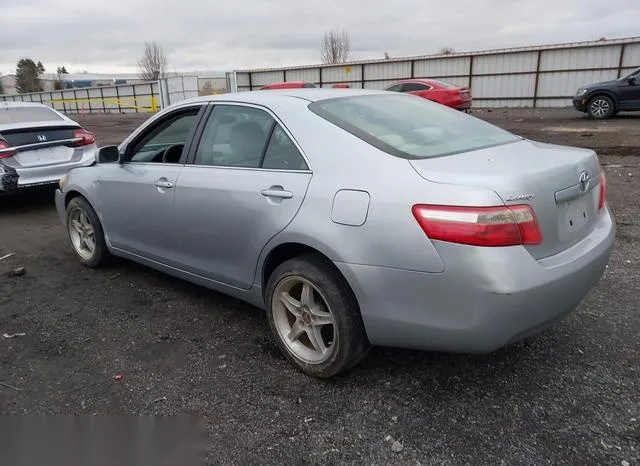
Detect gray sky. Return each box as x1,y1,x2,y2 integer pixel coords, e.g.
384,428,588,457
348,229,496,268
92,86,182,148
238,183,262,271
1,0,638,75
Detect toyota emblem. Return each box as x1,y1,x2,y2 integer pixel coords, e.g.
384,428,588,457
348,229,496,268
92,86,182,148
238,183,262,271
578,171,590,192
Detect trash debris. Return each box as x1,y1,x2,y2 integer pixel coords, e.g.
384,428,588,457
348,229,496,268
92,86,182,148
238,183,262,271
0,253,15,261
621,461,630,466
2,333,26,338
114,373,123,381
218,364,227,369
391,440,404,452
629,173,634,177
581,132,594,137
515,118,524,122
384,435,392,442
391,416,398,422
8,266,25,277
0,381,21,391
108,273,121,280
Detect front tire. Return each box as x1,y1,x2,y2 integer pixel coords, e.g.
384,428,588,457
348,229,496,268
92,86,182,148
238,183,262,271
587,95,615,119
265,254,371,378
66,197,111,268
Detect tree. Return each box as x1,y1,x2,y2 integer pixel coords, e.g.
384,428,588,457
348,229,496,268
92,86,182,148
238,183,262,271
137,41,168,81
54,66,69,90
439,47,455,55
320,29,350,64
15,58,45,93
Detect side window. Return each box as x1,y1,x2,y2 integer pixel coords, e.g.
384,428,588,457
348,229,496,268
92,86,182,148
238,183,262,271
194,105,273,168
127,109,201,163
386,84,403,92
401,83,430,92
262,125,308,170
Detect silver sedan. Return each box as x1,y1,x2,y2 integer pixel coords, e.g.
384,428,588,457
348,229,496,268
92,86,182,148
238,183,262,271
0,102,97,193
55,89,615,378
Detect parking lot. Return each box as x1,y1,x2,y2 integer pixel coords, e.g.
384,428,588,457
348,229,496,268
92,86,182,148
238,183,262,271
1,108,638,464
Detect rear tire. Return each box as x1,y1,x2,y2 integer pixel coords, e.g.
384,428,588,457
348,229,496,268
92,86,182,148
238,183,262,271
265,254,371,378
587,95,615,119
66,197,111,268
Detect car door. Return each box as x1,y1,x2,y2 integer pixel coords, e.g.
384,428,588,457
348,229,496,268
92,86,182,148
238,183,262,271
617,70,640,110
173,103,312,289
97,104,206,264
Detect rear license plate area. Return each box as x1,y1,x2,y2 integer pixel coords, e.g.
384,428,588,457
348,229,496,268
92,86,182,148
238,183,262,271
17,147,69,166
558,196,590,239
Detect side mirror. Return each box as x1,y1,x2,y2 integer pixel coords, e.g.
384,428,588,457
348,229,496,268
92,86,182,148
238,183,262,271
97,145,121,163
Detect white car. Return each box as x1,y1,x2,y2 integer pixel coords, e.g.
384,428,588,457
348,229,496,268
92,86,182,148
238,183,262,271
0,102,97,193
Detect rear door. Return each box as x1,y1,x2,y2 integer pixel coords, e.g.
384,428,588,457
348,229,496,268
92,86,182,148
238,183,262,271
173,103,312,289
401,82,434,101
97,104,206,264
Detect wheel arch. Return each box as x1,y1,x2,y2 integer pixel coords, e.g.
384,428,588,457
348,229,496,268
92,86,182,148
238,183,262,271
260,241,362,312
588,90,618,108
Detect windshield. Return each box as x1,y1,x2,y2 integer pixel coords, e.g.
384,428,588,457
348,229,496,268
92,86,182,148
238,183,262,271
308,94,519,159
0,106,63,124
620,67,640,80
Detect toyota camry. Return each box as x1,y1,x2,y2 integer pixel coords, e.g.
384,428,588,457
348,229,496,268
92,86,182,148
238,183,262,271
54,89,615,378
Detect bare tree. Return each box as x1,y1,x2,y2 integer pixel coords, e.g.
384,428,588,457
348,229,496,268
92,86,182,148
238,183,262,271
439,47,455,55
321,29,350,64
138,41,168,81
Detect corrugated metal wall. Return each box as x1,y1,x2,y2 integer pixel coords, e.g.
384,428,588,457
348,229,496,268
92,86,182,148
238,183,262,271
234,37,640,108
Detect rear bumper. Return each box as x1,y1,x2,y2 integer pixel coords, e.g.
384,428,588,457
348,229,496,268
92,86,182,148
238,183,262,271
4,145,96,188
336,207,615,353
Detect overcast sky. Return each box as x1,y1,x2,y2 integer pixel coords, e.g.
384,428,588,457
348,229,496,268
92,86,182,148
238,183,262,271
1,0,638,75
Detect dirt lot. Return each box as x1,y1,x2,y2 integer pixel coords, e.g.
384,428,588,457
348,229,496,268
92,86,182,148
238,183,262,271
1,108,639,465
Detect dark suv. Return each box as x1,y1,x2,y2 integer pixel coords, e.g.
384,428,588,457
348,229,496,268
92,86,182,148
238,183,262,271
573,67,640,119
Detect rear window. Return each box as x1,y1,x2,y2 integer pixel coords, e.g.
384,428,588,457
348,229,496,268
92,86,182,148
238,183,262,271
0,106,63,124
308,94,519,159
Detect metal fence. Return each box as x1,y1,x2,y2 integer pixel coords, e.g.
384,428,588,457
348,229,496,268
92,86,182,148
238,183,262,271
0,76,201,114
233,36,640,107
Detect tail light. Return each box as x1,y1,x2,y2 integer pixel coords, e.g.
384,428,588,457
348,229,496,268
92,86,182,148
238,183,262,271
412,204,542,247
598,170,607,210
0,137,17,159
71,128,96,147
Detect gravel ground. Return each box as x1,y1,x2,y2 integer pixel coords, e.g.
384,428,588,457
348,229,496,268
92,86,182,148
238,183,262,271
1,108,638,465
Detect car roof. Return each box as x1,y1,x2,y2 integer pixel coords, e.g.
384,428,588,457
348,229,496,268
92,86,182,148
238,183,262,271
175,88,389,107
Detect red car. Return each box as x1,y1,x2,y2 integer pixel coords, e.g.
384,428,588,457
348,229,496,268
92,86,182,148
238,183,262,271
385,79,472,110
260,81,317,90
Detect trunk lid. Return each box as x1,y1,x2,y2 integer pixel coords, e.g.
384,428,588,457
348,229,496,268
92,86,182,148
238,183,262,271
0,124,80,168
409,139,602,259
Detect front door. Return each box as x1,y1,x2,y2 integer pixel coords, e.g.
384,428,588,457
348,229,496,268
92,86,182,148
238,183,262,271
617,69,640,110
173,103,312,289
97,105,204,264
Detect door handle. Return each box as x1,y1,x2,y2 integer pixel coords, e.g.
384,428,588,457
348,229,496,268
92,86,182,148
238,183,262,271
154,179,174,189
261,188,293,199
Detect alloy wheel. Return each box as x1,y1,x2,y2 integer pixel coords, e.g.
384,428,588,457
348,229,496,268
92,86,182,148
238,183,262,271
271,276,337,364
68,208,96,261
